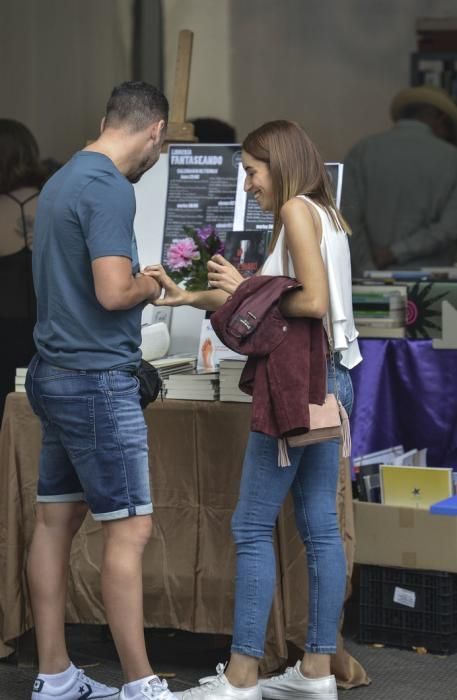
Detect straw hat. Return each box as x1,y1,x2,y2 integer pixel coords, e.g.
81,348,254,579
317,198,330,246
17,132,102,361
390,85,457,128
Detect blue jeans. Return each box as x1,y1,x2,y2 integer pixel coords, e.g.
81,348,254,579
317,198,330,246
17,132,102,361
25,353,152,520
231,361,353,657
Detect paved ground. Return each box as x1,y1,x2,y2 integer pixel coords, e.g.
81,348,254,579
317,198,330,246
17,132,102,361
1,593,456,700
1,625,456,700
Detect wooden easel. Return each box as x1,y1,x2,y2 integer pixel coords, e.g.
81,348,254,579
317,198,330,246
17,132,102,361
163,29,198,149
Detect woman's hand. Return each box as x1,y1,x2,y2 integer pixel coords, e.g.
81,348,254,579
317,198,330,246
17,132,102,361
142,264,189,306
207,254,245,295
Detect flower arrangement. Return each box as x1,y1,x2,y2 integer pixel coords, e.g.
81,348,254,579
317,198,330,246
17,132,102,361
165,225,225,291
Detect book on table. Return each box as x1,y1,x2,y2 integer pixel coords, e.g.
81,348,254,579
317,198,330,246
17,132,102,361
352,284,407,337
218,357,251,403
356,325,406,338
15,367,28,392
147,355,197,379
163,370,219,401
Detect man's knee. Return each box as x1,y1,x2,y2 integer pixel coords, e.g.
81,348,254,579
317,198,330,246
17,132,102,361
35,501,88,535
102,513,153,551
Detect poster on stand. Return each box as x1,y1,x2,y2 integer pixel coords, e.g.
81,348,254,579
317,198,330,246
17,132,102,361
232,162,344,233
161,144,242,265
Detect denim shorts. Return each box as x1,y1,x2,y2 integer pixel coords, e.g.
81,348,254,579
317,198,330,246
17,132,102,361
25,354,152,521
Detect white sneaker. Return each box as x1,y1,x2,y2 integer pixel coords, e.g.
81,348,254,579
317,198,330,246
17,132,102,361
175,664,261,700
32,667,119,699
259,661,337,700
120,676,178,700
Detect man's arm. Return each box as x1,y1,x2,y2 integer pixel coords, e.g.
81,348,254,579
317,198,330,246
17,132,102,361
390,177,457,264
92,256,160,310
341,148,375,276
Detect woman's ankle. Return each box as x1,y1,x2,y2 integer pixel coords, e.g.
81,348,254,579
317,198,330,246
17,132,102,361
300,652,331,679
225,654,259,687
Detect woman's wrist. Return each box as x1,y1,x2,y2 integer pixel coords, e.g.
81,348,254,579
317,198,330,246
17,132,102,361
181,289,195,306
185,288,227,311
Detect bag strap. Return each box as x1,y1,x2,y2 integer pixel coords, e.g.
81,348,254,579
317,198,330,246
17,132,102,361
282,233,290,277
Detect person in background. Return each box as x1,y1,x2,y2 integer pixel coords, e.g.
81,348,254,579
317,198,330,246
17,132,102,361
40,157,62,178
26,82,177,700
0,119,48,423
145,120,362,700
341,85,457,277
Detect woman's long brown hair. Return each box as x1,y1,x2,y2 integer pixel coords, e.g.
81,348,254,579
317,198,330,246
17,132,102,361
0,119,46,194
242,120,349,253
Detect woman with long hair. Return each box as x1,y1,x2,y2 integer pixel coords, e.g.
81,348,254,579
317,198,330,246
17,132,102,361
146,120,361,700
0,119,47,420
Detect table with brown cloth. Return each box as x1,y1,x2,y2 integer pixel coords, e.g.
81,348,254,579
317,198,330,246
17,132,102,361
0,393,369,688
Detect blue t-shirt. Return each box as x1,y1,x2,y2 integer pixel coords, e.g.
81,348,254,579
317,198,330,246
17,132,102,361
33,151,143,370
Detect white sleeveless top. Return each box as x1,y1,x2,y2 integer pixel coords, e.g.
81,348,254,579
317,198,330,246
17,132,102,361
261,195,362,369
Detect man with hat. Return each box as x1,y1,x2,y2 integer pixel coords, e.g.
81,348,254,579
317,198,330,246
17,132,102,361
341,85,457,276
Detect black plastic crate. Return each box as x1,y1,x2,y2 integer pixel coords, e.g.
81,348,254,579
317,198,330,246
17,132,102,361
359,564,457,654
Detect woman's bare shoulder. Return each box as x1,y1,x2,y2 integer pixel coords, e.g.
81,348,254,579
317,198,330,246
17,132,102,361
281,196,309,215
280,197,321,239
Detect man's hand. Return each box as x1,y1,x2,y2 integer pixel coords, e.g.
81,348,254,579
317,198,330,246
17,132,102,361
373,247,396,270
136,272,161,304
142,264,190,306
207,254,245,295
92,256,162,310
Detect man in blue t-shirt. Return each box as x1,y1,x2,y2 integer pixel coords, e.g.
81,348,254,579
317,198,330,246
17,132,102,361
26,82,176,700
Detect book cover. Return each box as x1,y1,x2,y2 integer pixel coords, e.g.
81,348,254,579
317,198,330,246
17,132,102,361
197,319,246,371
380,465,453,510
224,230,268,277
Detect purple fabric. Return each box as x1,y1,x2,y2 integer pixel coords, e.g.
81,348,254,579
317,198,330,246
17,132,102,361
350,339,457,469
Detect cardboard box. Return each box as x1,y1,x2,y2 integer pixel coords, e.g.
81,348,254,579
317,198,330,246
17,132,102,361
353,500,457,573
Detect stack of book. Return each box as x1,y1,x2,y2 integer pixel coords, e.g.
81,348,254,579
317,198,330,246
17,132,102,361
148,355,197,380
15,368,27,392
219,359,251,403
352,284,407,338
163,371,219,401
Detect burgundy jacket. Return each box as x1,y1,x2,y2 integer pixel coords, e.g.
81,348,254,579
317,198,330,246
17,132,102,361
210,275,327,438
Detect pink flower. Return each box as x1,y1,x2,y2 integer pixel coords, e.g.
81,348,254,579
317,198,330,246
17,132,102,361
166,237,200,271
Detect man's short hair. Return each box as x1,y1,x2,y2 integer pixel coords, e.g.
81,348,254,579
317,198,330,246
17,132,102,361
105,81,169,132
